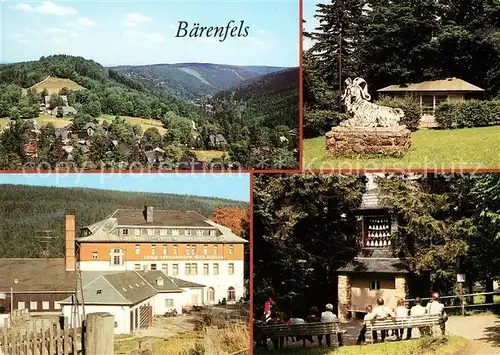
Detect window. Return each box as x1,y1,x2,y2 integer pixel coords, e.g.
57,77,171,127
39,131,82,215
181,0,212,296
135,244,140,255
229,245,234,255
203,264,209,276
134,229,140,236
227,287,236,301
165,299,174,308
173,245,178,255
213,263,219,275
18,302,25,310
134,264,141,270
110,248,124,266
435,95,448,107
196,230,203,236
185,264,191,275
160,229,167,236
191,245,196,255
369,280,381,290
229,263,234,275
186,245,191,256
151,264,157,270
30,301,38,310
54,302,61,310
172,229,179,236
42,301,50,310
191,263,198,275
185,229,192,236
147,229,154,236
207,287,215,302
122,229,129,235
172,264,179,276
203,245,208,255
209,230,216,236
162,264,168,275
156,277,163,286
421,95,434,115
213,245,218,255
162,245,167,256
151,245,156,256
96,290,102,295
92,252,98,259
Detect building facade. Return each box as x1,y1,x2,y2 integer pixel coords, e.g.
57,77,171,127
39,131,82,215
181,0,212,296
73,207,247,305
337,186,409,320
377,77,485,127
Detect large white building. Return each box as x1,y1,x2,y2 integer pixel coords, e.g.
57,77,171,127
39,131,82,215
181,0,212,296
69,207,247,305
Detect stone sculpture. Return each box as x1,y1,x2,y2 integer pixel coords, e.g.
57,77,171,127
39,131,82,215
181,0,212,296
340,77,404,128
325,77,411,157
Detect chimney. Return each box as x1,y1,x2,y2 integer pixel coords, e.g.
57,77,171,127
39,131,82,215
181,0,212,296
145,206,154,223
65,215,76,272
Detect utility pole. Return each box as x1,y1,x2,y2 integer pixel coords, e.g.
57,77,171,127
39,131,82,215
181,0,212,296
35,230,56,258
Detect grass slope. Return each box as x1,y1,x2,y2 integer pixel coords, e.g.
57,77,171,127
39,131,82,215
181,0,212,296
27,76,85,94
304,126,500,170
111,63,287,100
0,185,248,258
271,336,468,355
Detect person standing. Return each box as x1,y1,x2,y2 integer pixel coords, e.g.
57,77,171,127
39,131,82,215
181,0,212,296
264,297,276,323
408,297,427,338
426,292,448,335
356,305,374,345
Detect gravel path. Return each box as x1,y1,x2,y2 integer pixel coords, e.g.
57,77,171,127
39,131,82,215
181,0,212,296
446,315,500,354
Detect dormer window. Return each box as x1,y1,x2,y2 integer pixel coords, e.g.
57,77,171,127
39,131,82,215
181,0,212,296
185,230,192,236
209,230,216,236
196,230,203,236
122,229,129,235
156,277,164,286
172,229,179,236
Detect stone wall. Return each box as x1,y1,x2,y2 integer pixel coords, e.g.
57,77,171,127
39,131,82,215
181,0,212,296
395,275,409,301
326,126,411,157
337,274,351,321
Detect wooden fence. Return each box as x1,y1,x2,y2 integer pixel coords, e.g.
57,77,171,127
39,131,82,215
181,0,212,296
0,313,114,355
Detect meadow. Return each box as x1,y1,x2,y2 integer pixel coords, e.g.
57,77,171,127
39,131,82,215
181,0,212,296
304,126,500,170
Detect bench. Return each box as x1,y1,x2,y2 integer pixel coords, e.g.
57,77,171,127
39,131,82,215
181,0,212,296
366,314,442,343
255,322,345,349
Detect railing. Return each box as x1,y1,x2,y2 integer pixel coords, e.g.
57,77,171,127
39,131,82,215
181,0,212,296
405,291,500,315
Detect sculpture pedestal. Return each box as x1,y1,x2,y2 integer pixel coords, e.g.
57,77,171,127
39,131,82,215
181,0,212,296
325,126,411,157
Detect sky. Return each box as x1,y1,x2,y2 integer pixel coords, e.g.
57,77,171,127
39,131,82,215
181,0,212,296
1,0,299,67
303,0,326,51
0,173,250,202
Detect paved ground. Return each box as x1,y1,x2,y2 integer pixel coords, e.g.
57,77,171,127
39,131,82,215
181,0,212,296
447,315,500,354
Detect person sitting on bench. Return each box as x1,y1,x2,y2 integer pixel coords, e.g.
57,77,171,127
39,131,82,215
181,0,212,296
356,304,374,345
408,297,427,338
319,303,344,347
426,292,448,335
372,298,394,342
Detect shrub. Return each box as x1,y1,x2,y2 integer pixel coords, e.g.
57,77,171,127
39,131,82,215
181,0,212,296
435,100,500,129
303,107,346,138
375,95,421,131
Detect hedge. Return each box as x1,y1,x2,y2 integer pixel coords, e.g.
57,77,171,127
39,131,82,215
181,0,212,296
375,95,421,132
303,107,347,138
435,100,500,129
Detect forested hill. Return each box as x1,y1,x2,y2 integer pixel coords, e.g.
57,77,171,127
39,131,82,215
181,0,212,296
0,185,248,258
213,67,299,129
0,55,203,120
110,63,287,100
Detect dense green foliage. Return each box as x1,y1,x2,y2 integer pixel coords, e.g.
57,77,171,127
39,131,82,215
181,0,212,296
0,56,299,169
111,63,286,100
304,0,500,137
0,185,248,258
435,100,500,129
253,174,366,317
375,96,422,132
253,173,500,316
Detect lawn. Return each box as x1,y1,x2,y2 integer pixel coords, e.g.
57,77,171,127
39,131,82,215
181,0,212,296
194,150,226,161
99,114,168,135
25,76,85,95
269,336,468,355
0,115,72,129
303,126,500,170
